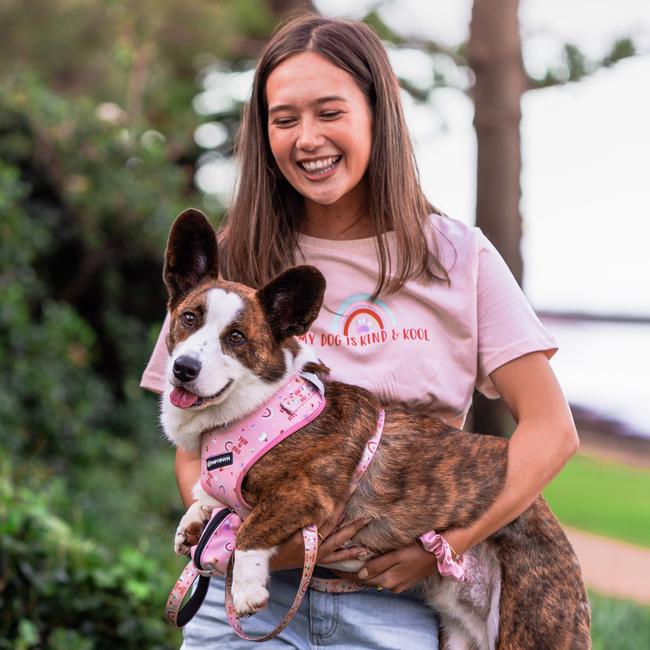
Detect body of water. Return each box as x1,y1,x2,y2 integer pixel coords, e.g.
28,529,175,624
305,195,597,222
541,317,650,440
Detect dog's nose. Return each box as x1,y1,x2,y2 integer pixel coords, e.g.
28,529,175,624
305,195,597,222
173,355,202,383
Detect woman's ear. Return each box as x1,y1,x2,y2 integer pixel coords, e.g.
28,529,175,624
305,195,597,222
164,209,219,309
256,266,326,341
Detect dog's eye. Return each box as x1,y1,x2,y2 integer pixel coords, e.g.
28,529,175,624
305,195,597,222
227,330,246,345
181,312,196,328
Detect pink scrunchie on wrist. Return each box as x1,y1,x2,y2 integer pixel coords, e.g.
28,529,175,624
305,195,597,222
418,531,466,581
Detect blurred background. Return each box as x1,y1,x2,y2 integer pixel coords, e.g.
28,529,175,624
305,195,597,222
1,0,648,647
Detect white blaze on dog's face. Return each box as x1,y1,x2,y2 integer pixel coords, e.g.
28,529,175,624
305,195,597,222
167,288,245,405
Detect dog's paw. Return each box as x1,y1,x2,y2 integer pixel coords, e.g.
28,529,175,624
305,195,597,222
231,579,270,617
174,520,204,556
174,503,215,556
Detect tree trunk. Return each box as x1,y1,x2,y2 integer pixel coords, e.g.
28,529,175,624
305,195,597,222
467,0,526,437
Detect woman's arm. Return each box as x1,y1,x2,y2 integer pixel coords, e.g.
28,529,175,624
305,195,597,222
443,350,578,555
176,446,201,509
356,350,579,591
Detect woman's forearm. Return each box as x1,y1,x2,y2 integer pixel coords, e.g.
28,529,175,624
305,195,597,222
444,419,578,556
175,446,202,509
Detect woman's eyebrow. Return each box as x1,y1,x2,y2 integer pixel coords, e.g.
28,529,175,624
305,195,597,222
268,95,348,114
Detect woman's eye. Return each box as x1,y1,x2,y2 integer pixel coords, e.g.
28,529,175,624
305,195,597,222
273,117,295,127
321,111,341,119
181,312,196,327
227,330,246,345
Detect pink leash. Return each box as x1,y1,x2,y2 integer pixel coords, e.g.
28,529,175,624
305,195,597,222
164,523,319,634
224,525,319,642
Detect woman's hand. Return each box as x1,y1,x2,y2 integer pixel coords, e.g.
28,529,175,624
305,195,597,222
270,503,370,572
353,543,439,593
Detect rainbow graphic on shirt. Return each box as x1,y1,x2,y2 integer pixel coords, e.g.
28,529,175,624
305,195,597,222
327,293,397,346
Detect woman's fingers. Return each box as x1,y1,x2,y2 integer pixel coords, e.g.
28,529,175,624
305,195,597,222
319,516,371,554
357,548,402,581
318,545,368,566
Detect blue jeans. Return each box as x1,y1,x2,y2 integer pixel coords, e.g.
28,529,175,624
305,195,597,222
181,570,439,649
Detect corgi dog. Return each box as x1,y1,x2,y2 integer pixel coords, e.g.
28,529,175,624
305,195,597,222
160,209,590,650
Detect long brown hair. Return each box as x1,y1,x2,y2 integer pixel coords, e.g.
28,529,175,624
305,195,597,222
219,13,451,297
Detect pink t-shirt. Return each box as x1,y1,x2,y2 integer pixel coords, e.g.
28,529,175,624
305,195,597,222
140,214,557,426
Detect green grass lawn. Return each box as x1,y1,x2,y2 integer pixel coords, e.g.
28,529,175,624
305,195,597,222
590,591,650,649
544,454,650,548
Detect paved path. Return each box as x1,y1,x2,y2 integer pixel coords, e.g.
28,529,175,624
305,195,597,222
564,527,650,605
560,431,650,605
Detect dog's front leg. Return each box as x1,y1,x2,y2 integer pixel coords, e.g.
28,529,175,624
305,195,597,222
230,494,324,617
174,482,224,556
230,547,277,617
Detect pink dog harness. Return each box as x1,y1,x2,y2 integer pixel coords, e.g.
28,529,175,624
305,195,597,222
200,372,327,516
166,372,385,641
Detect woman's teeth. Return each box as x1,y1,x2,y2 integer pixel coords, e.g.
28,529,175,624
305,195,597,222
299,155,342,174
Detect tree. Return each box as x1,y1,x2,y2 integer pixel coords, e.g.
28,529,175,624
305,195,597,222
467,0,526,435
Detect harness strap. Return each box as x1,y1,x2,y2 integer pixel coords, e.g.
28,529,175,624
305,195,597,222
308,408,385,594
224,525,319,642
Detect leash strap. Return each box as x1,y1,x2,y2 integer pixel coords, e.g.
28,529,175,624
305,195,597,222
165,561,210,627
224,525,319,642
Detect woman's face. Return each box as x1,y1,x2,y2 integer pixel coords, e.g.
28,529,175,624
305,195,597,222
265,51,373,208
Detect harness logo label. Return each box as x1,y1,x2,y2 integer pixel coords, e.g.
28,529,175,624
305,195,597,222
206,452,233,471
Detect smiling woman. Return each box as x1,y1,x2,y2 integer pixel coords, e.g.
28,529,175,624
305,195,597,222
217,15,451,300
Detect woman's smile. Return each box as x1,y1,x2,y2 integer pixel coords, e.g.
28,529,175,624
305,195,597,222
296,154,343,179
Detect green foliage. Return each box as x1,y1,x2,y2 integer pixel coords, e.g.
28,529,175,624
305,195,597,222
0,78,186,467
0,77,196,646
0,1,285,644
0,0,240,133
531,38,639,89
590,591,650,650
544,455,650,548
602,38,637,67
563,43,590,82
0,467,181,649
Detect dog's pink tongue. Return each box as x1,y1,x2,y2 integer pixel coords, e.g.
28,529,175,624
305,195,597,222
170,387,199,409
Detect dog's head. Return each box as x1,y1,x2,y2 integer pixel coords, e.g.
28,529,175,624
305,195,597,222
161,209,325,441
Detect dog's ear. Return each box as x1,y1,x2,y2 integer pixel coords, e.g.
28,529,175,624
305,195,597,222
256,266,326,341
164,209,218,309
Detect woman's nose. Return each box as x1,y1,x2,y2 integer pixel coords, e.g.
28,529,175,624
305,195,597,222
296,118,324,151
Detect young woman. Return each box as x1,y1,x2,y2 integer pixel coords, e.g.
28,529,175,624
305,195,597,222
141,14,578,649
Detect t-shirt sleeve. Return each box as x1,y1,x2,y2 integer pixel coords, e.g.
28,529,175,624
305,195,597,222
140,312,171,394
475,230,558,399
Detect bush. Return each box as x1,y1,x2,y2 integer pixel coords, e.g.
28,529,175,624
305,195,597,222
0,469,182,649
0,77,198,647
